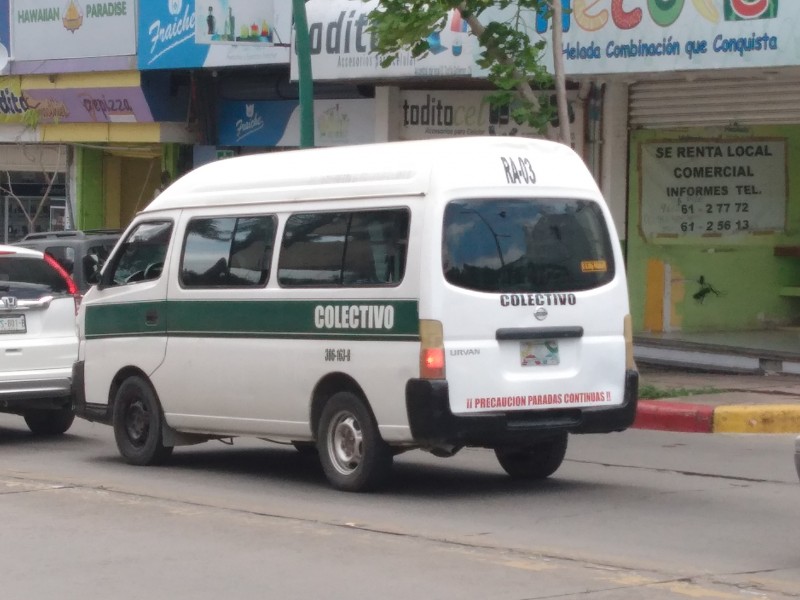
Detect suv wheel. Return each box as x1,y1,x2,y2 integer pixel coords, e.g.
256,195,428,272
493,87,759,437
24,405,75,436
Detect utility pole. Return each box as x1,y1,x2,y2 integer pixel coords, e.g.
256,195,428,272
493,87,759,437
292,0,314,148
550,0,571,146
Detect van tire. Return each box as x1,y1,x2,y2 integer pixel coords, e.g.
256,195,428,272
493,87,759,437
113,376,174,466
318,392,392,492
494,433,568,480
24,405,75,436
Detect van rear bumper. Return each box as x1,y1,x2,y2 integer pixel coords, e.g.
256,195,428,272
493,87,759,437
405,370,639,448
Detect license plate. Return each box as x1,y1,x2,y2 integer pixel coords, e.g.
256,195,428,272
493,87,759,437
0,314,26,334
520,340,559,366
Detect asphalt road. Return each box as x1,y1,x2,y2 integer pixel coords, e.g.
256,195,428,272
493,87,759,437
0,414,798,599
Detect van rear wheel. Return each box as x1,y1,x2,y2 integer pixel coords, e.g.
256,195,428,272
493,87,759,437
494,433,568,480
318,392,392,492
113,376,174,466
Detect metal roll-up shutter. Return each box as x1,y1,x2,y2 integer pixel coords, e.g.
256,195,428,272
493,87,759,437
630,77,800,129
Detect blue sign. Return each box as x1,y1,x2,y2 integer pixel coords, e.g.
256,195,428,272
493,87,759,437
138,0,290,71
138,1,206,69
217,98,376,147
0,0,9,62
218,100,297,146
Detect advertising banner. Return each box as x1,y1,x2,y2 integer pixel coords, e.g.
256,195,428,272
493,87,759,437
560,0,795,74
11,0,136,61
398,90,557,138
294,0,798,79
0,0,9,72
138,0,291,70
217,98,375,147
24,86,154,123
397,89,584,154
0,76,27,123
292,0,483,81
639,139,787,239
0,76,155,124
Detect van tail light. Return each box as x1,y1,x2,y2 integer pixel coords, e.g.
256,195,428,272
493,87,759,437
419,319,446,379
43,253,82,314
624,314,637,372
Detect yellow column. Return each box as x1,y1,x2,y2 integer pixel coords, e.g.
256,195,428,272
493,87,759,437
643,259,665,332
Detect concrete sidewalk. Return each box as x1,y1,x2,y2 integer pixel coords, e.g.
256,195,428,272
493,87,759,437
635,366,800,433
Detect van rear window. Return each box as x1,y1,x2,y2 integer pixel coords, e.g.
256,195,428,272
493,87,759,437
443,198,615,293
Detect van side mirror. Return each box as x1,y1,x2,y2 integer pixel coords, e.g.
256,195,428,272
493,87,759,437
83,254,101,286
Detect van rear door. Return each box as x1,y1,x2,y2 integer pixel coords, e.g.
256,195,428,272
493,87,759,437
438,196,628,415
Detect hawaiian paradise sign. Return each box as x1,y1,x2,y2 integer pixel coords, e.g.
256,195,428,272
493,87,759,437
11,0,136,61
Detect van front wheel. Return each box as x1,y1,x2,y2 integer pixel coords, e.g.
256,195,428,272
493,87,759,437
494,433,568,480
318,392,392,492
113,376,174,466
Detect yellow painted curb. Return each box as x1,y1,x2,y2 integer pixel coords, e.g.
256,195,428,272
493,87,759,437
713,405,800,433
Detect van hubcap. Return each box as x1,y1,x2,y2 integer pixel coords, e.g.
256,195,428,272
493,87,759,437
125,399,149,447
329,412,363,474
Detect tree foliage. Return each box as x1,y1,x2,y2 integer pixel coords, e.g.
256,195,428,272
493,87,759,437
367,0,558,132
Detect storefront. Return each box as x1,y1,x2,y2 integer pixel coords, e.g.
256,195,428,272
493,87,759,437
555,0,799,334
0,143,67,243
6,0,194,232
0,70,195,231
626,75,800,333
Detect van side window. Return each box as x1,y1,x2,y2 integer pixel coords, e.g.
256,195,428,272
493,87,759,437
278,209,409,287
443,198,615,293
106,221,173,286
180,215,276,288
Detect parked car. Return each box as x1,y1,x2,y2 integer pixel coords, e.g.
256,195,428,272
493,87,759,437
15,230,121,293
0,245,80,435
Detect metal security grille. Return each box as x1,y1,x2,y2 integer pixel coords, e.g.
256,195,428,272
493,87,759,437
629,77,800,128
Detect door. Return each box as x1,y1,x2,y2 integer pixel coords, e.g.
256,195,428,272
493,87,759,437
438,195,628,415
82,220,174,407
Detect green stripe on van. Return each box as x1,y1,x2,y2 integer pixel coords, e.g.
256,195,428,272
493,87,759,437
85,301,167,338
85,299,420,341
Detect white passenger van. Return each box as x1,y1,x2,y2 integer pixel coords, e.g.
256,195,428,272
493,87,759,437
73,137,638,492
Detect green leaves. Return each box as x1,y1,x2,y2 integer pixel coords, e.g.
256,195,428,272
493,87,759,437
367,0,557,133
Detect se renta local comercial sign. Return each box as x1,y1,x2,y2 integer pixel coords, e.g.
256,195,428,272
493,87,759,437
639,139,788,239
556,0,797,74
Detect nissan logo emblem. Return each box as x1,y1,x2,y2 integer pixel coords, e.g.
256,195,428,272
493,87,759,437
533,307,548,321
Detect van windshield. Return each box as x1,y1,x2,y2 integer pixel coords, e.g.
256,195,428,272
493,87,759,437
442,198,615,293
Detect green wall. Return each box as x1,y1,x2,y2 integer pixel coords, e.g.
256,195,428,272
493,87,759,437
628,126,800,333
76,146,104,230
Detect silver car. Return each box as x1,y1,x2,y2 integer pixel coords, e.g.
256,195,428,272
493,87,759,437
0,245,79,435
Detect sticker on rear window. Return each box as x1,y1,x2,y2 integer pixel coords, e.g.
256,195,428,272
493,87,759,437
581,260,607,273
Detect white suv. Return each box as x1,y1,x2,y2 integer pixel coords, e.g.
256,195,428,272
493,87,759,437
0,245,80,435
